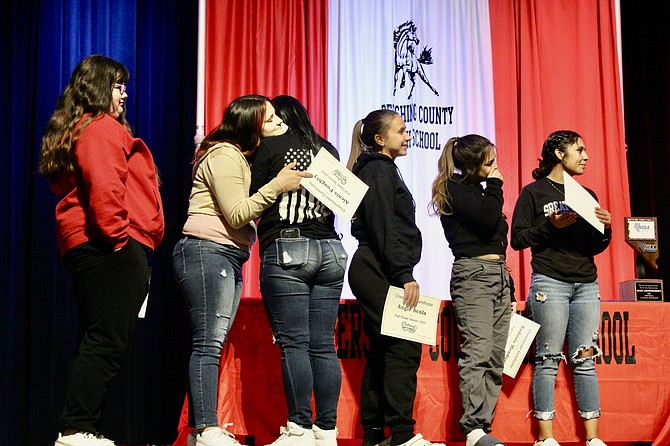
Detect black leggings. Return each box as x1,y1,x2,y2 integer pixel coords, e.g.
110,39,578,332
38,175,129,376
348,245,422,442
59,238,149,434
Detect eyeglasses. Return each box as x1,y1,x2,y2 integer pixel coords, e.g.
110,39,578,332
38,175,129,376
113,83,127,94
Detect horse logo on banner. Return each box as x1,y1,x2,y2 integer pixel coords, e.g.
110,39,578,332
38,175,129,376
392,20,439,100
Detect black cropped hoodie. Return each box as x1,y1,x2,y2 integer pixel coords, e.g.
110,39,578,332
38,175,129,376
440,173,508,259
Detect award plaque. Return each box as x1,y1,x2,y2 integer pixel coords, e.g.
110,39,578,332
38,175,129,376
621,217,663,301
619,279,664,302
624,217,658,270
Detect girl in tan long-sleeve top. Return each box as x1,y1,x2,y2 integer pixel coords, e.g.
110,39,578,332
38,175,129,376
172,95,311,446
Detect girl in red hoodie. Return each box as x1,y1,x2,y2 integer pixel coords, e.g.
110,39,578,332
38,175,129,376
39,55,164,446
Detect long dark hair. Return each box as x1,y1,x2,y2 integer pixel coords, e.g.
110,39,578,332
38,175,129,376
39,55,131,181
430,134,495,215
346,109,399,170
195,94,270,162
273,95,321,154
532,130,582,179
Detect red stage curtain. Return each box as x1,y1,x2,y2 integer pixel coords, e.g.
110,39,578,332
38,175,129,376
205,0,329,297
489,0,633,301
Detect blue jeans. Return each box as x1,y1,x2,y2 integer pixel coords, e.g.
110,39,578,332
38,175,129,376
527,272,602,421
260,237,347,429
172,237,250,429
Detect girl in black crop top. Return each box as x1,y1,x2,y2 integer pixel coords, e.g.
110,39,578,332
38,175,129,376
430,134,512,446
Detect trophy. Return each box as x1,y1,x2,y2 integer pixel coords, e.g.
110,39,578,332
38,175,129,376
619,217,664,301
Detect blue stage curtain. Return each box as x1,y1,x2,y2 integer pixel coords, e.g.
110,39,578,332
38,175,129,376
1,1,197,444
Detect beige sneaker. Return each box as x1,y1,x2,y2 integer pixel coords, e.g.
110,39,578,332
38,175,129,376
313,425,338,446
55,433,115,445
396,433,445,446
265,422,315,446
196,425,244,446
586,439,607,446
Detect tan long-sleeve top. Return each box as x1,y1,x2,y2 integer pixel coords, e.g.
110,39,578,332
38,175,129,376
182,142,285,251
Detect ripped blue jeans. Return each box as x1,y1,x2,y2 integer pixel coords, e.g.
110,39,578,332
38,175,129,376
527,272,602,421
172,237,250,429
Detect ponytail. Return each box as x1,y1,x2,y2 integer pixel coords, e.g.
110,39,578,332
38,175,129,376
429,134,495,216
346,120,365,171
429,137,458,215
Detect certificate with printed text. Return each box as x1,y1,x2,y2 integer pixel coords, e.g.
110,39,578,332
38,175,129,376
380,286,440,345
300,149,368,221
503,313,540,378
563,171,605,234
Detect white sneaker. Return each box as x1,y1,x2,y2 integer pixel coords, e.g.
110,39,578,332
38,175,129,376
196,425,244,446
55,433,115,445
586,439,607,446
397,433,445,446
95,436,114,446
534,439,561,446
265,422,315,446
313,425,338,446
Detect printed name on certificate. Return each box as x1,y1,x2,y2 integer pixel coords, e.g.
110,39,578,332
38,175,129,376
380,286,440,345
503,313,540,378
300,149,368,221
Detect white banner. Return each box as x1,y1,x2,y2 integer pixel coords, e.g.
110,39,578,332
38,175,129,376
328,0,496,299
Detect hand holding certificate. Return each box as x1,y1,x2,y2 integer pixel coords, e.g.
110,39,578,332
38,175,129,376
300,149,368,221
380,286,440,345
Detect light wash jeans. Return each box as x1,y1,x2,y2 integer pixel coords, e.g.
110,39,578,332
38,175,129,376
260,236,347,430
527,272,602,421
172,237,249,429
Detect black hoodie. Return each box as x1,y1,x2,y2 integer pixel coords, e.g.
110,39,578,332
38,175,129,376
351,152,422,286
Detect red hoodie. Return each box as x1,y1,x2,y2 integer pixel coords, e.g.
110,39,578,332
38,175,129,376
49,114,165,255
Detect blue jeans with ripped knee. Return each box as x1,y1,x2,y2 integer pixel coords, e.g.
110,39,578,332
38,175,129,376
527,272,602,421
172,237,250,429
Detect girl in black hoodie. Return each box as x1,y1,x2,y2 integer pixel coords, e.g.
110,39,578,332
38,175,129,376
347,109,439,446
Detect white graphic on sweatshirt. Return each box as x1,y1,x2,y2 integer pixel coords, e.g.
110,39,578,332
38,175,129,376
280,147,330,224
543,200,573,216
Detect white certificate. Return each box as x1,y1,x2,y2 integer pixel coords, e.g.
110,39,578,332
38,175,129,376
563,171,604,234
380,286,440,345
503,313,540,378
300,149,368,221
